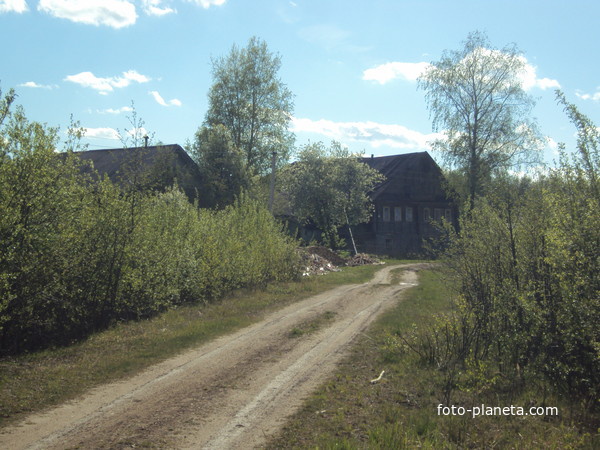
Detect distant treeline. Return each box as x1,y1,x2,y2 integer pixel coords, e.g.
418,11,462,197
0,96,299,356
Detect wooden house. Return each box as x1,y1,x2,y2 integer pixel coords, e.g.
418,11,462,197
71,144,203,201
349,151,456,257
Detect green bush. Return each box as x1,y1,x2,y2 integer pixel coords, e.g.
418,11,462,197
429,95,600,406
0,95,300,355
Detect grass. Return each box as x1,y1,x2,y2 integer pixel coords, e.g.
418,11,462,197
267,268,599,449
288,311,337,338
0,261,397,427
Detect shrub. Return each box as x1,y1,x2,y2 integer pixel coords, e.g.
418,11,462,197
0,97,300,355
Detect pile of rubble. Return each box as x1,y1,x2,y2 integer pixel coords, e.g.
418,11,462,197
299,251,341,276
298,246,383,276
347,253,384,266
305,246,348,266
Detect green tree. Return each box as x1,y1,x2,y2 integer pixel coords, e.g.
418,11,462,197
0,86,16,128
117,101,155,148
418,31,541,209
424,94,599,404
191,125,249,208
280,141,384,249
205,36,295,175
0,91,300,355
0,86,16,160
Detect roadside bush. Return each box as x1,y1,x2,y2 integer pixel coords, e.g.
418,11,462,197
0,94,300,355
423,94,600,407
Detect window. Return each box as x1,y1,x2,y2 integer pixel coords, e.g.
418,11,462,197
423,207,431,222
405,206,413,222
434,208,443,221
383,206,390,222
394,206,402,222
445,209,452,221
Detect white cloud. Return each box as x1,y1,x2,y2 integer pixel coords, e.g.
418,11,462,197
291,117,442,150
545,136,560,156
518,57,560,91
363,54,559,91
363,62,430,85
38,0,137,28
19,81,57,89
126,127,149,139
186,0,226,9
97,106,134,114
0,0,28,13
83,126,148,142
460,49,559,91
64,70,151,93
142,0,175,16
83,127,120,140
576,89,600,102
149,90,181,107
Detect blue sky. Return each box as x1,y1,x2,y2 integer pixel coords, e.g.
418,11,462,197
1,0,599,166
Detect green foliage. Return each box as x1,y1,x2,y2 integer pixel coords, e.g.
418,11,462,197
426,93,600,406
269,269,595,449
205,36,295,175
419,31,542,208
117,101,155,148
0,86,16,133
190,124,249,208
0,98,300,355
280,141,384,248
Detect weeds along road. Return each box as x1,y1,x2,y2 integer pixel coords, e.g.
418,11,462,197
1,263,428,449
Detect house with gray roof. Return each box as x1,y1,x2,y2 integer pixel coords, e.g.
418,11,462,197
71,144,203,201
349,151,456,256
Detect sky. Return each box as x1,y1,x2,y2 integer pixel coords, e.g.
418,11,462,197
1,0,599,167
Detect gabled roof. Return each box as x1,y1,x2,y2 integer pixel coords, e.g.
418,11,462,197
72,144,196,178
71,144,202,199
360,151,444,200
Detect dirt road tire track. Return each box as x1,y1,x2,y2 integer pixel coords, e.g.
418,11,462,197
0,263,427,449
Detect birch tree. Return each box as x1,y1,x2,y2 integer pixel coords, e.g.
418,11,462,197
418,31,541,209
205,37,294,176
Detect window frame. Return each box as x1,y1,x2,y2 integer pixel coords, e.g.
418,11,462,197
382,206,391,222
423,207,431,222
394,206,402,222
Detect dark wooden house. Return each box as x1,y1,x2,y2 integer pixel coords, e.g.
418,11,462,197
350,151,456,257
71,144,203,201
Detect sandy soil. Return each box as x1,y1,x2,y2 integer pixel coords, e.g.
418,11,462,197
0,263,427,449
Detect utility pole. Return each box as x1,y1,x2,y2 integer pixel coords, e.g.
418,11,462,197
268,151,277,213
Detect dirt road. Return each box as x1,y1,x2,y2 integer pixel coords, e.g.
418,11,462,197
0,263,426,449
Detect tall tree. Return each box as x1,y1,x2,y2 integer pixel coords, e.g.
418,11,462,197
191,124,249,208
418,31,541,209
280,141,384,249
205,36,294,175
0,86,16,128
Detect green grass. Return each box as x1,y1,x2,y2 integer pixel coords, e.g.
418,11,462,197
267,268,599,449
288,311,337,338
0,261,399,427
